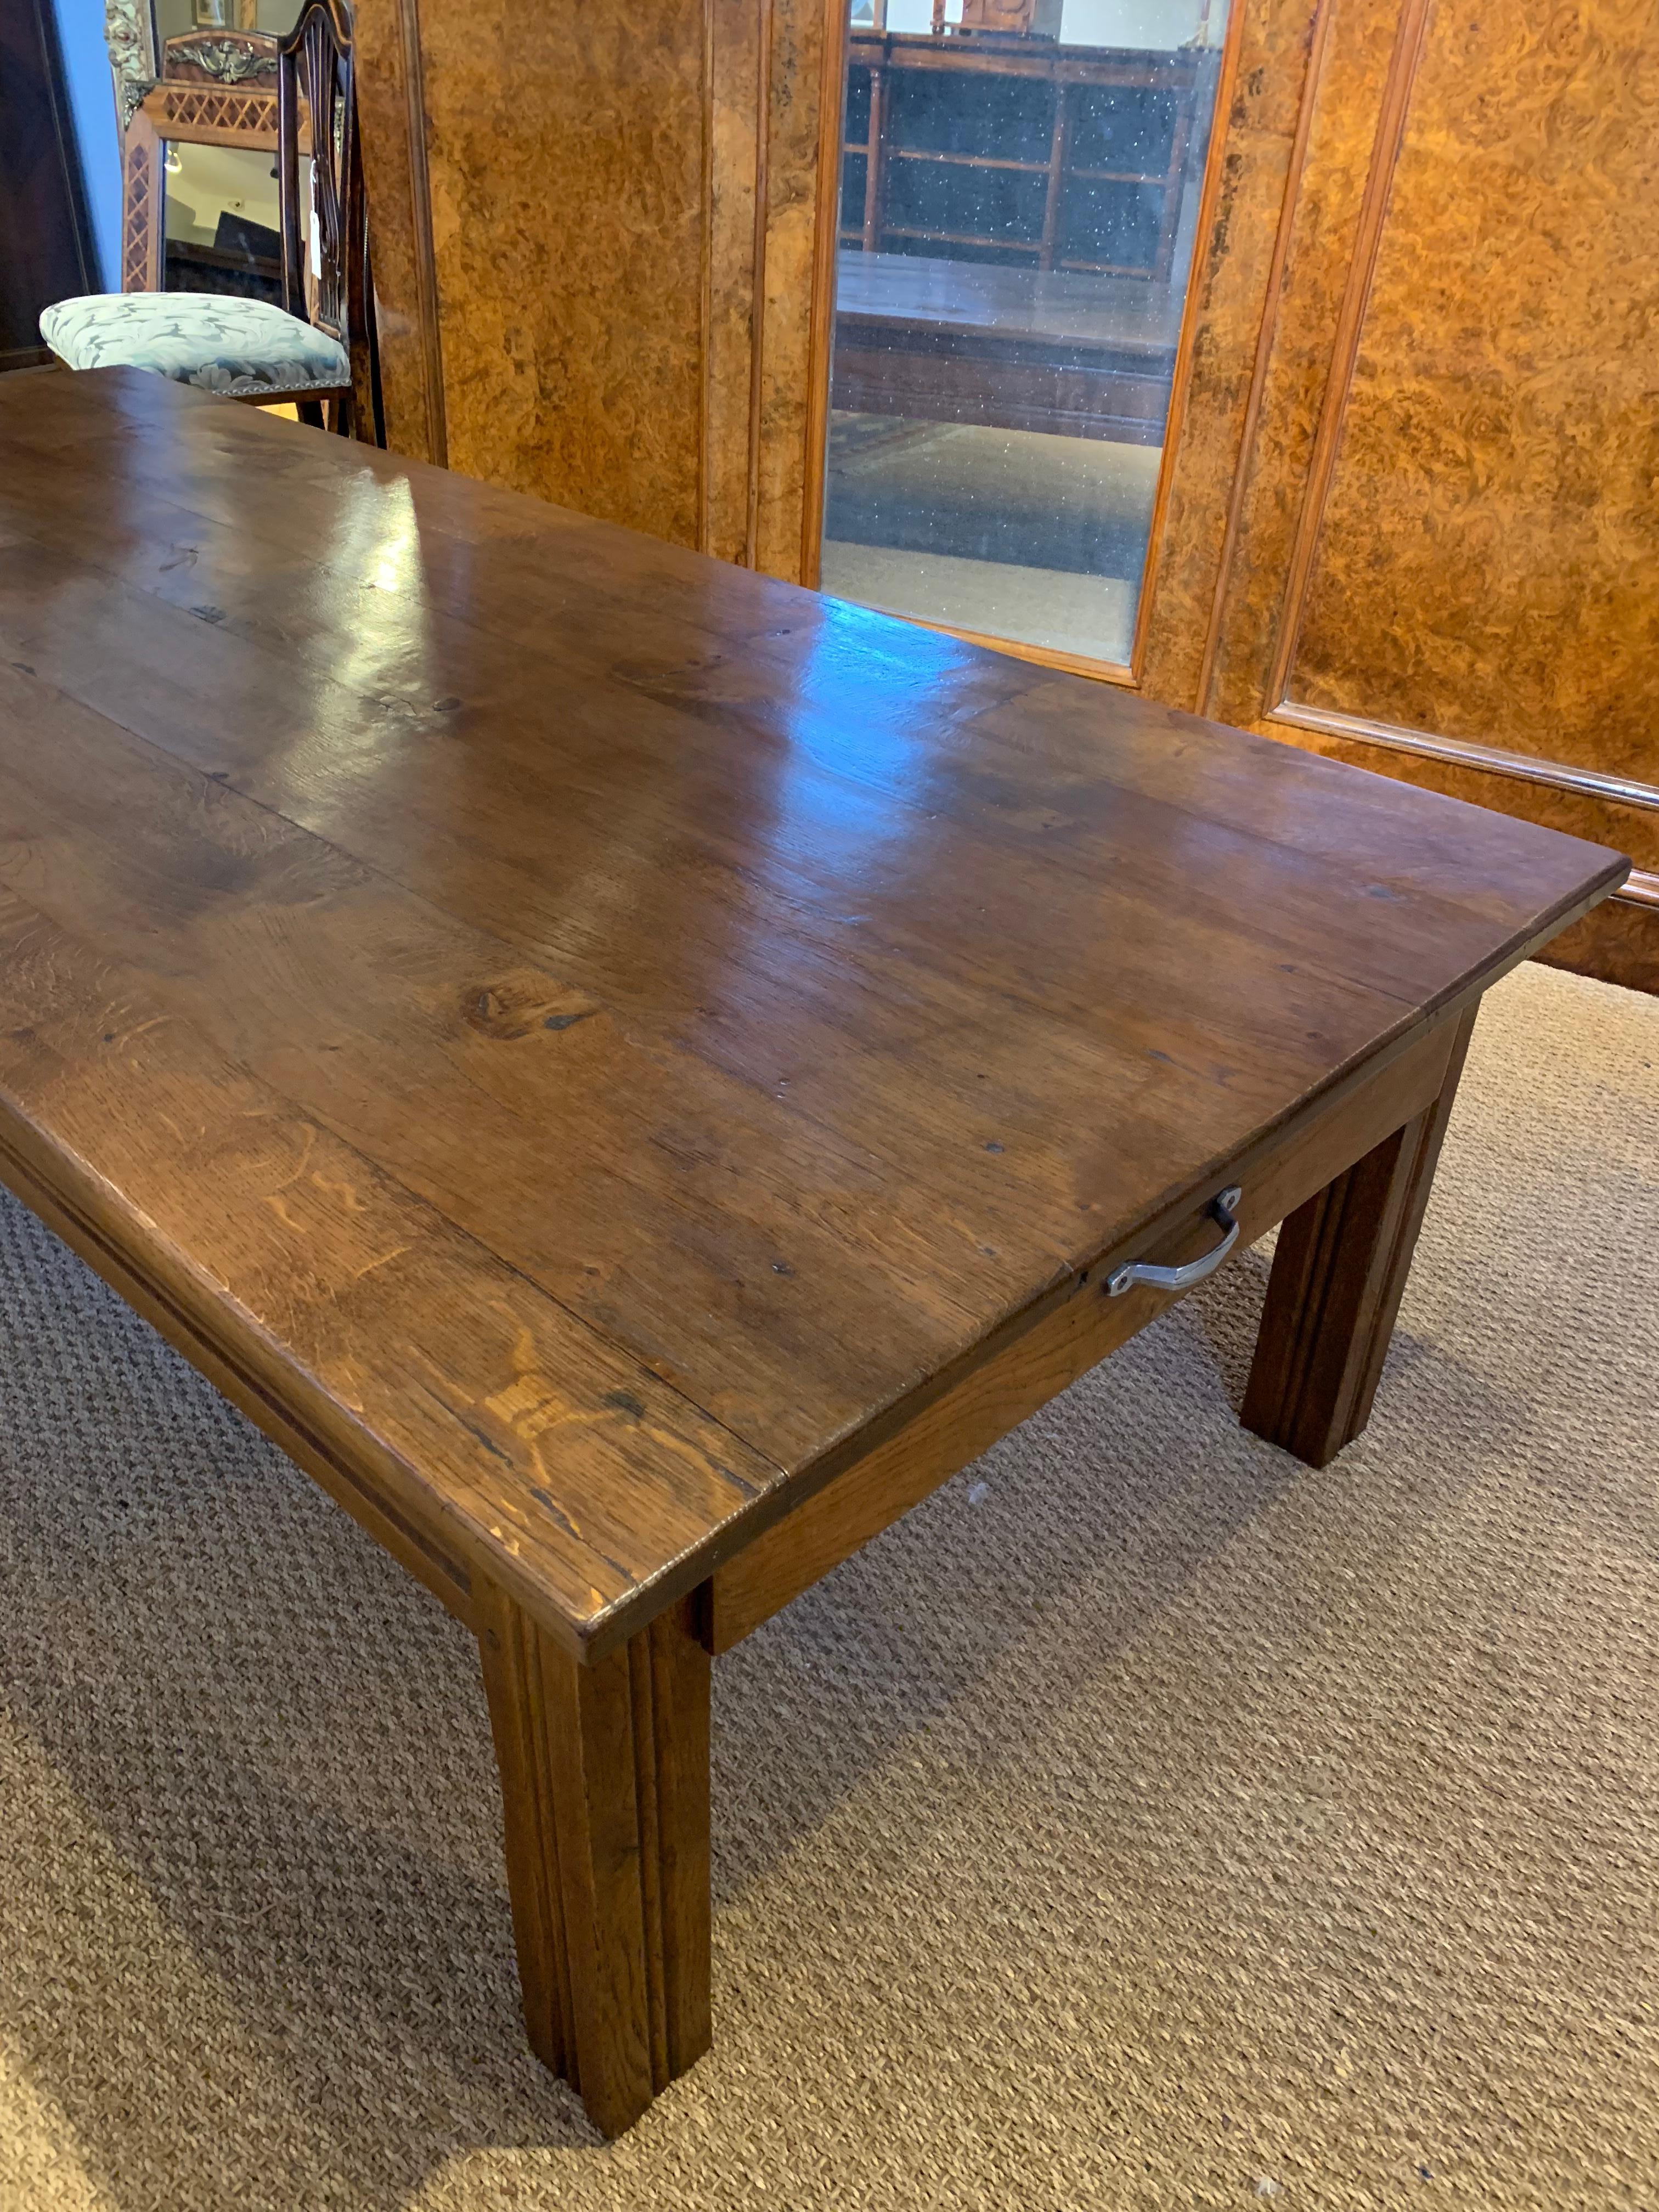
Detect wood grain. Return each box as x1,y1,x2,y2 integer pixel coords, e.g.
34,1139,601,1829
0,877,776,1657
350,0,836,579
709,1003,1463,1649
1243,1005,1476,1465
1133,0,1329,714
0,368,1628,2135
1285,0,1659,788
479,1583,711,2135
350,0,446,461
0,369,1626,1658
1173,0,1659,990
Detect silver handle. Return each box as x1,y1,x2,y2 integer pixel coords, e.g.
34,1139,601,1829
1105,1186,1243,1299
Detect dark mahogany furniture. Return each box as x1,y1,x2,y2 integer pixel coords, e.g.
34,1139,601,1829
0,370,1626,2137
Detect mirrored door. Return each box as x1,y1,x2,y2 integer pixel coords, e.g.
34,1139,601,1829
820,0,1230,674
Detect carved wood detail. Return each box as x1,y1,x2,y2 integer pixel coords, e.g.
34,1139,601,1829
121,131,156,292
154,82,277,134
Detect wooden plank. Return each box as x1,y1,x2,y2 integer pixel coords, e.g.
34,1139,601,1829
0,879,779,1660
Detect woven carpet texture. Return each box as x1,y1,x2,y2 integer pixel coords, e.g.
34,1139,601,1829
0,961,1654,2211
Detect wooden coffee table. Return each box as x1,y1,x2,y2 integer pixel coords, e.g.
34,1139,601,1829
0,370,1625,2136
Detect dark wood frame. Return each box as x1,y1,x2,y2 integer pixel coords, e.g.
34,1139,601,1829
276,0,380,437
0,0,100,369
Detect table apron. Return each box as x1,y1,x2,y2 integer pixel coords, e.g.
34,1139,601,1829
0,1115,480,1630
703,1006,1465,1654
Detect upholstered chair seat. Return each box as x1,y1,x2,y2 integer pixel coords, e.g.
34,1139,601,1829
40,292,349,399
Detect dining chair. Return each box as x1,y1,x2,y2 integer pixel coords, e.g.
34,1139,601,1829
39,0,381,443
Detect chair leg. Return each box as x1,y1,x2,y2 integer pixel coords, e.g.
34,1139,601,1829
296,396,325,429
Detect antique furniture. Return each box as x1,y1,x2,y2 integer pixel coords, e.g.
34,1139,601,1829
350,0,1655,990
839,35,1204,284
149,31,286,303
53,0,376,434
831,250,1183,442
117,28,281,296
828,35,1205,441
273,0,378,435
0,368,1626,2136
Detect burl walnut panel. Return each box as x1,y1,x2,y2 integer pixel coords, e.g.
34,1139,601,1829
1160,0,1657,991
352,0,838,578
1286,0,1659,790
1133,0,1323,714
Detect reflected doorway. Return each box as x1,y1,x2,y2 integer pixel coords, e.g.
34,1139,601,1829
821,0,1229,672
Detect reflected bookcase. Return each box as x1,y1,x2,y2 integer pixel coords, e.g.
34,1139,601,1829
840,33,1209,283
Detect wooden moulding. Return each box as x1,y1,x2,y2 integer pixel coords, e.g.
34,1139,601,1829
1126,18,1246,682
706,996,1465,1652
349,0,447,462
1258,0,1434,715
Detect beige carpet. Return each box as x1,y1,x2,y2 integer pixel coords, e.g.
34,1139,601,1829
1,961,1655,2211
820,541,1138,666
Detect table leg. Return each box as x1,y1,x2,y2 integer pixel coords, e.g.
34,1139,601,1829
477,1584,712,2137
1242,1005,1478,1468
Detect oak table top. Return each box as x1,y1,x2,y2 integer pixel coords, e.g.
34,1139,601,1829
0,368,1626,2136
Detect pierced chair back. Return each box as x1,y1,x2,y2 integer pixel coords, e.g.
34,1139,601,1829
276,0,381,441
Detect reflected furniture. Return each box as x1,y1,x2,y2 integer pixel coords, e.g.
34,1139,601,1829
839,35,1206,283
120,29,281,295
830,37,1210,461
152,29,286,303
832,249,1183,441
0,366,1626,2137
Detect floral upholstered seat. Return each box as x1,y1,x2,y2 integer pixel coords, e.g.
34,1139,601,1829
40,292,349,399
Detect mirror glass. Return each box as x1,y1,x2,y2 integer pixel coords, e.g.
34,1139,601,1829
161,142,290,303
150,0,304,40
821,0,1229,670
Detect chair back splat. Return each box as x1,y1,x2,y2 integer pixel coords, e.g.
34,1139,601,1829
278,0,381,441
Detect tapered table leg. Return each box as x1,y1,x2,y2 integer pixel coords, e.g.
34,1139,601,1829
477,1584,712,2137
1243,1006,1479,1469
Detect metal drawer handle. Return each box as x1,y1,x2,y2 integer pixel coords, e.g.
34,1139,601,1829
1105,1186,1243,1299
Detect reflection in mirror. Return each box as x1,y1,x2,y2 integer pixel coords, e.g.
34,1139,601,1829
150,0,306,40
821,0,1228,670
161,142,311,306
